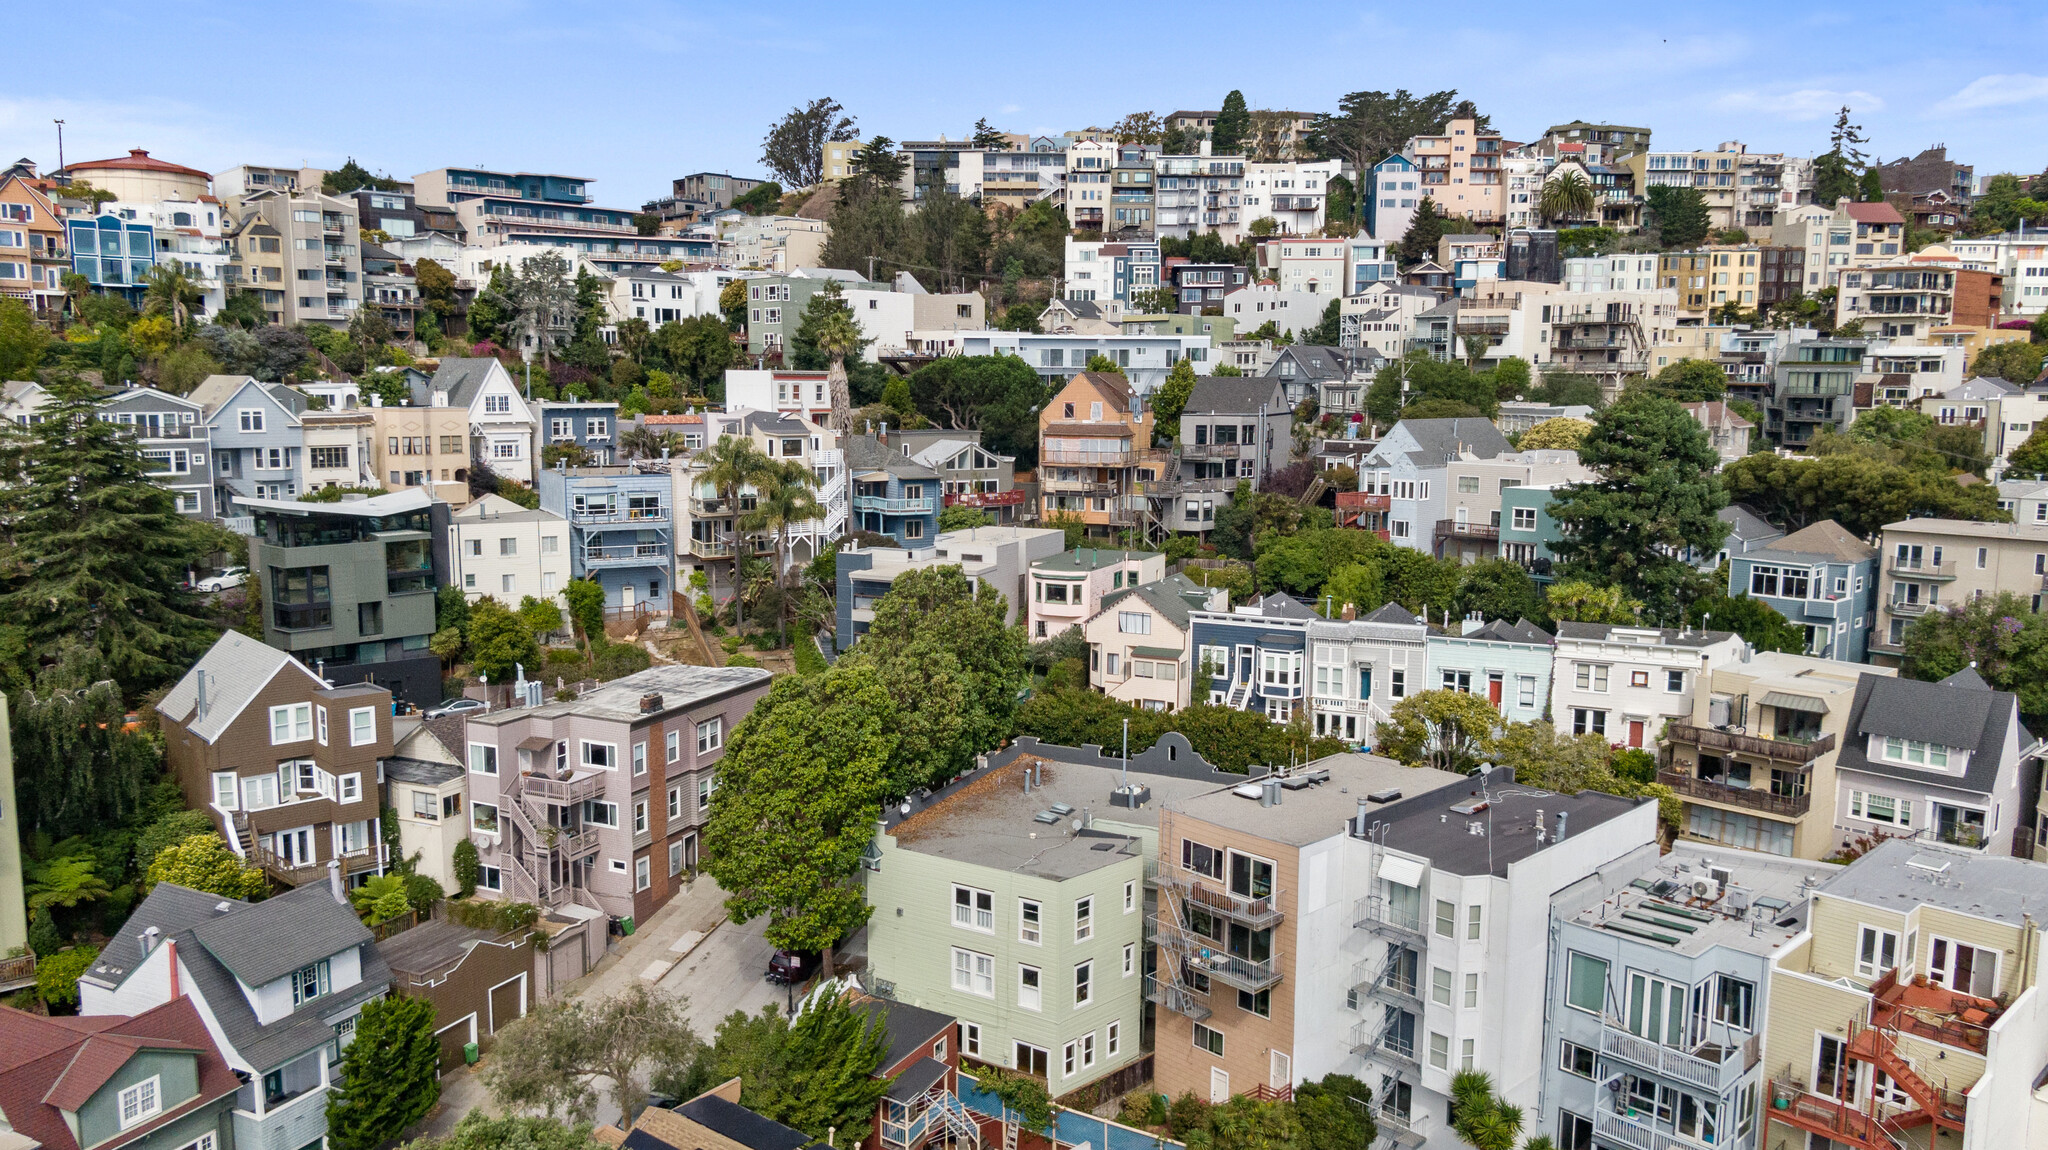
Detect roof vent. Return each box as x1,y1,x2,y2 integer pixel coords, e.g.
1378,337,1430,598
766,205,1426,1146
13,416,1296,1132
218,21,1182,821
1450,800,1490,816
1033,811,1062,825
1048,803,1075,817
1367,788,1403,804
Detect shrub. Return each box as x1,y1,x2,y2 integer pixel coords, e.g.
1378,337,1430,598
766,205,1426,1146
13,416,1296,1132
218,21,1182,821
452,839,480,898
37,945,99,1010
403,873,445,914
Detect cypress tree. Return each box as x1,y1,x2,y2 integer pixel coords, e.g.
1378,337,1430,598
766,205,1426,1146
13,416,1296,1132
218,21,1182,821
0,379,214,697
1212,91,1250,155
327,996,442,1149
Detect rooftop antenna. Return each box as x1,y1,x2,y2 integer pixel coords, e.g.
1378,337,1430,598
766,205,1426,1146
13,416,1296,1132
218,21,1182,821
1121,718,1130,789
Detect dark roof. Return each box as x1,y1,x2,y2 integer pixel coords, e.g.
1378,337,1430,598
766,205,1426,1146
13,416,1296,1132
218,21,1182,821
0,998,240,1150
1185,374,1286,415
1835,670,2016,795
1359,602,1419,625
85,884,248,990
1459,617,1555,645
425,358,508,407
1753,520,1876,565
1721,505,1783,543
420,713,468,760
374,917,506,977
887,1056,950,1101
853,996,956,1072
1373,773,1647,877
1098,572,1214,633
671,1093,813,1150
1250,592,1319,621
191,880,376,987
1263,345,1351,381
1392,417,1511,464
843,434,939,480
386,756,463,786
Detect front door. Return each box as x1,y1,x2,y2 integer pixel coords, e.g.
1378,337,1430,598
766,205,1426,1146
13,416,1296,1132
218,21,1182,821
1628,720,1645,748
620,581,636,609
276,827,313,867
1815,1034,1862,1101
1488,673,1504,708
1210,1066,1230,1103
1270,1049,1291,1090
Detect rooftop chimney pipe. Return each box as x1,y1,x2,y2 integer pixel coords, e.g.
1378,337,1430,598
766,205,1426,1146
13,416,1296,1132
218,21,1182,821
328,859,346,905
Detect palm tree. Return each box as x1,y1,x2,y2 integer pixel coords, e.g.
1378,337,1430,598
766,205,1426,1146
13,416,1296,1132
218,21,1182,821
810,282,868,433
1539,170,1596,225
700,435,774,626
739,459,824,645
619,425,680,461
143,261,203,327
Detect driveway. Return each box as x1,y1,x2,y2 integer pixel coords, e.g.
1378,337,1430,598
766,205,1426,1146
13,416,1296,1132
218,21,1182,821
662,909,784,1035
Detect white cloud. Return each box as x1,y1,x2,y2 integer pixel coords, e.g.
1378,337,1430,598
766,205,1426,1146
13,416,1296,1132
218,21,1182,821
1713,87,1883,121
1935,74,2048,113
999,103,1022,115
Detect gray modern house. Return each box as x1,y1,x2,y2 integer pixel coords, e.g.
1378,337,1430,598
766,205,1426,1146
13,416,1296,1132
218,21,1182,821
533,399,622,465
104,384,215,518
1540,845,1814,1150
243,487,451,705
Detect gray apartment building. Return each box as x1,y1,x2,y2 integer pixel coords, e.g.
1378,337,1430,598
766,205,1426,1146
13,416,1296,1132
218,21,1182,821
103,384,214,518
1539,844,1814,1150
462,665,773,927
235,187,365,327
191,373,308,515
244,488,451,706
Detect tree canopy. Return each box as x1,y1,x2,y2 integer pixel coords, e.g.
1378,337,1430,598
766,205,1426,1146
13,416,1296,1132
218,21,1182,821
761,98,858,189
328,996,442,1150
1721,452,2005,538
1900,592,2048,716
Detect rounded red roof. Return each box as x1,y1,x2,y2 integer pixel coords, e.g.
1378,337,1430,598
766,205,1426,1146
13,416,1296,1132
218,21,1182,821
67,148,209,179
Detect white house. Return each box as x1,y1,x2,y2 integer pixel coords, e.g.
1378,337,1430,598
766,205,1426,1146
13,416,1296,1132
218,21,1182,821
1549,623,1746,750
448,494,572,627
428,358,536,485
1224,284,1328,338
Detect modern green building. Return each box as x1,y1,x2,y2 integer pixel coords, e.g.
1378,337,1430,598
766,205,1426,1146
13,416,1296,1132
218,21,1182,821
864,736,1234,1092
1496,482,1570,582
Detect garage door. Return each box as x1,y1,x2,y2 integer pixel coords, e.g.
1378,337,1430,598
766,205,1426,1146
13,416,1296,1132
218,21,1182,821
435,1016,474,1071
490,976,526,1035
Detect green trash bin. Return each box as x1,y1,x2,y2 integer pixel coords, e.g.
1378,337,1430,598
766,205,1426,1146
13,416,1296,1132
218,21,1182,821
463,1042,479,1066
620,916,636,936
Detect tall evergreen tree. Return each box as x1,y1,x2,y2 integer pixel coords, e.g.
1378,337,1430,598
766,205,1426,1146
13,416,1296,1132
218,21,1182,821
1393,198,1447,267
1212,92,1250,155
1813,107,1868,206
1546,395,1728,621
327,996,442,1150
0,380,215,697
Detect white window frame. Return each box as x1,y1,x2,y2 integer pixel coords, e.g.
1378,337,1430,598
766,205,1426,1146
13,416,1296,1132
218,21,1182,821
582,740,618,770
1019,964,1043,1011
633,740,648,777
961,1022,982,1056
952,947,995,997
349,706,376,746
469,743,498,775
1857,925,1900,979
953,884,995,932
666,730,681,763
1019,898,1042,944
635,855,652,891
315,704,328,745
1075,960,1093,1007
1074,895,1094,942
270,702,312,745
118,1075,162,1128
338,773,362,803
697,717,723,753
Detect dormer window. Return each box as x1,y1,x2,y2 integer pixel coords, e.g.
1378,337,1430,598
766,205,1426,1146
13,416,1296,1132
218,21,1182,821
117,1076,162,1128
1882,736,1948,768
291,959,331,1006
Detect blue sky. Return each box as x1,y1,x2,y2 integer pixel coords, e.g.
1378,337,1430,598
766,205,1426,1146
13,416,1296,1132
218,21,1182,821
4,1,2044,209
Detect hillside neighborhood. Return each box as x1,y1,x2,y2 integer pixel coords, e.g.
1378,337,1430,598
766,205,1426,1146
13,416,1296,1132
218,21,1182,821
5,75,2048,1150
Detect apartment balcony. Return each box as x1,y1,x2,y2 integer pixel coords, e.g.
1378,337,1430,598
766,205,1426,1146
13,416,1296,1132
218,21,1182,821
1175,877,1285,930
1886,558,1956,581
510,770,606,807
1353,956,1423,1010
1599,1023,1757,1094
1040,476,1119,495
1869,967,1999,1054
1350,1018,1419,1070
583,542,671,568
1180,442,1244,460
1888,600,1931,617
689,496,756,517
1554,335,1639,350
1656,767,1812,818
1434,519,1500,543
1594,1108,1696,1150
1353,895,1428,942
1764,1081,1905,1150
1667,723,1834,764
1042,445,1133,466
852,494,935,514
573,506,670,526
1143,974,1212,1021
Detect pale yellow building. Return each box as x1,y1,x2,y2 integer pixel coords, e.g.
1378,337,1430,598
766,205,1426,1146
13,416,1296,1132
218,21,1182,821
1873,518,2048,657
368,403,472,507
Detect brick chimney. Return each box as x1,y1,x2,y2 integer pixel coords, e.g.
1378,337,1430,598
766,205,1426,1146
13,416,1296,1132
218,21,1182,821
1340,602,1356,621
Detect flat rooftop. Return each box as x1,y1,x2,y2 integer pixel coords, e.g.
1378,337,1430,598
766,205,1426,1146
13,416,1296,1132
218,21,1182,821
1032,548,1161,574
887,755,1217,881
1563,843,1824,957
1173,753,1466,847
1370,770,1648,877
469,665,770,725
1818,838,2048,928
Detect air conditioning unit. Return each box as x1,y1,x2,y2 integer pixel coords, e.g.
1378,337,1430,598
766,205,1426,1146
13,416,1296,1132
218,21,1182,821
1690,877,1722,902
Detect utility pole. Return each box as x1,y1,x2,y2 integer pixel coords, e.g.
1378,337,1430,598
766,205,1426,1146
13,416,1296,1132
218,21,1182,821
52,120,65,175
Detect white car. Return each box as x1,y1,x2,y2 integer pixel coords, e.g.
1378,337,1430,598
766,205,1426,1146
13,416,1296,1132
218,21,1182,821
195,567,248,593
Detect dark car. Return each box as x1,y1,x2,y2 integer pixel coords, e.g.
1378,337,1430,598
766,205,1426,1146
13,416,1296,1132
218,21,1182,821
765,948,819,985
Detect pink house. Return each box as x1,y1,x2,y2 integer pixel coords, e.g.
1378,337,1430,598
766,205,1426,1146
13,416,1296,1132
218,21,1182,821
1026,547,1167,640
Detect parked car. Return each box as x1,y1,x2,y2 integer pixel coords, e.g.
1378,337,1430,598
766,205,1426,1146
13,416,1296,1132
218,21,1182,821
425,698,489,718
194,566,248,593
765,948,819,985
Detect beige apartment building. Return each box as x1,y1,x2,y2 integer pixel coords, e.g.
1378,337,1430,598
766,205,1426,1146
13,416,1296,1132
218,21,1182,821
230,188,365,327
368,403,472,507
1658,652,1892,859
1406,118,1504,226
1873,518,2048,657
1763,840,2046,1150
300,409,379,491
1438,449,1594,564
1037,372,1156,538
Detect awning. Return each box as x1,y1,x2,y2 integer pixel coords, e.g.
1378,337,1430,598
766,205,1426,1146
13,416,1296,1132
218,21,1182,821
517,736,555,752
855,470,893,482
1377,854,1426,888
1132,646,1182,660
1759,691,1828,714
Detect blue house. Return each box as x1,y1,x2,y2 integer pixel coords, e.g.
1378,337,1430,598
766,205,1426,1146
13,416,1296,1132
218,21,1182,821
66,213,154,302
1188,593,1318,721
1725,519,1878,661
1497,482,1571,581
190,374,306,513
537,463,674,613
1426,617,1556,725
845,434,940,546
533,398,622,465
1365,154,1419,244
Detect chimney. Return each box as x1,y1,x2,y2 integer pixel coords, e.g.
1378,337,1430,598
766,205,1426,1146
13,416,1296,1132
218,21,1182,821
194,668,209,718
1355,798,1369,836
168,937,180,1001
1341,602,1357,621
140,926,161,956
879,421,889,443
328,859,345,904
1555,811,1569,841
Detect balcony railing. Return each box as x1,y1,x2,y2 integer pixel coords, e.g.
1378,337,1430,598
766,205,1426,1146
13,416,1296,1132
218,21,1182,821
1667,723,1834,763
511,770,606,806
574,507,669,524
852,494,935,514
1180,881,1285,930
1598,1023,1756,1093
1143,974,1212,1021
1353,895,1428,940
1041,446,1133,466
1887,558,1956,580
583,543,670,566
1657,767,1812,817
1434,519,1500,541
1889,600,1931,617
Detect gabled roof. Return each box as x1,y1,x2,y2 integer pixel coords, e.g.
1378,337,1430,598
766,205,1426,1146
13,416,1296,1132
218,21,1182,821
190,879,376,988
1185,373,1286,415
156,630,310,745
1680,401,1755,430
843,434,939,480
1250,592,1319,621
1359,602,1419,625
652,1094,812,1150
0,997,239,1150
1842,201,1906,226
1457,617,1555,645
426,357,514,408
851,995,957,1072
1755,520,1877,565
1097,572,1215,633
1264,345,1351,382
1720,504,1783,544
187,374,264,414
1945,375,2018,400
1835,670,2016,794
1389,417,1511,465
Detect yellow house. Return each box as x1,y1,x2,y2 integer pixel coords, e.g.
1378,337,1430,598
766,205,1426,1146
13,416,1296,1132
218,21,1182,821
1763,839,2046,1150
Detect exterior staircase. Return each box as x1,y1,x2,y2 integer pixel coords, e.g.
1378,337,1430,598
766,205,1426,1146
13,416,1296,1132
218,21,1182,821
1226,679,1255,710
1848,1021,1967,1133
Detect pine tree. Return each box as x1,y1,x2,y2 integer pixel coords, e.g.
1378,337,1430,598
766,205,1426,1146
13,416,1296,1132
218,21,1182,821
1212,92,1250,155
1813,107,1868,206
0,380,215,697
327,996,442,1150
1394,199,1446,267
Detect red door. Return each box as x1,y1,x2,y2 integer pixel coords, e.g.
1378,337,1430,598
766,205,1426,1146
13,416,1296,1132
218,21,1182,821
1487,676,1503,708
1628,720,1645,748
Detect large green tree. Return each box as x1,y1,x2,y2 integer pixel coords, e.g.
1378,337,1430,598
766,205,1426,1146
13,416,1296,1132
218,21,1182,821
1813,107,1868,207
467,597,540,683
328,996,442,1150
703,664,896,968
1454,559,1544,625
681,994,893,1141
761,98,857,189
1641,358,1728,402
1547,395,1727,620
1363,351,1498,424
0,382,216,696
1721,452,2005,538
1212,92,1250,155
906,353,1049,466
484,983,701,1124
1376,690,1503,773
1685,590,1806,653
1646,186,1710,249
1310,89,1465,222
8,673,160,837
145,833,268,899
0,297,52,379
1900,592,2048,715
1392,198,1448,269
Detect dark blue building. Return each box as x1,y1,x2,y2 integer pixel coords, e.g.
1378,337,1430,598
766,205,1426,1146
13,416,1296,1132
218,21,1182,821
534,399,621,465
845,434,940,546
1187,593,1318,721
